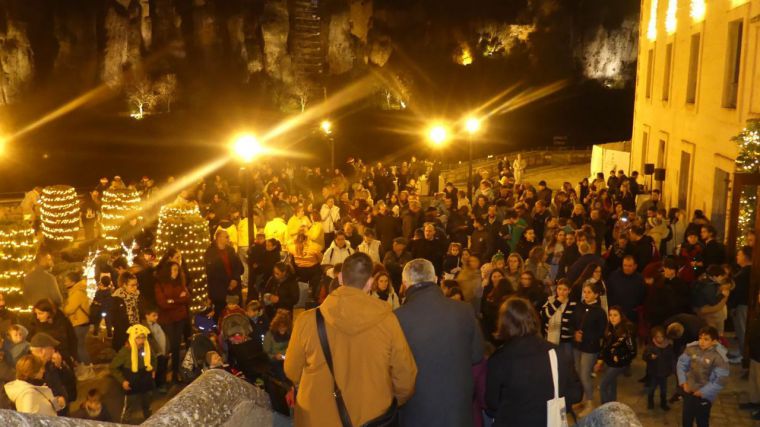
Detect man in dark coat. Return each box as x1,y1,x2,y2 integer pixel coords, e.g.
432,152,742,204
629,226,657,272
204,229,244,320
374,204,401,258
410,224,448,276
700,225,727,267
565,242,605,285
607,256,646,324
395,259,484,427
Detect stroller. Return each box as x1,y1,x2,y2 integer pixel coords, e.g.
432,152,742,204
180,332,218,383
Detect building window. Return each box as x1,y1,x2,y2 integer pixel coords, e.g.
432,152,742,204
686,33,701,104
722,19,744,108
641,131,649,169
646,48,655,99
662,43,673,101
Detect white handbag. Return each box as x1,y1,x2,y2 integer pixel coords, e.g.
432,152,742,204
547,349,569,427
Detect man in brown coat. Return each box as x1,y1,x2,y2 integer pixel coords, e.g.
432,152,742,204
285,253,417,426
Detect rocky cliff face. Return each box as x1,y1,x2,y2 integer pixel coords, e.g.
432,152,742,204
0,0,639,111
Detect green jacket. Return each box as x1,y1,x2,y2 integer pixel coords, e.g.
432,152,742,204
109,344,158,384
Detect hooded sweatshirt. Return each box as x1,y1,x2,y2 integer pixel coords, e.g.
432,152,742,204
285,286,417,427
4,380,61,416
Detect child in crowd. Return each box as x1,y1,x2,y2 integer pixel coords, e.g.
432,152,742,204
264,310,292,381
442,242,463,280
643,326,675,411
110,324,157,422
246,300,268,344
144,308,168,394
91,273,115,338
204,350,244,379
4,324,30,366
73,388,112,421
220,295,246,321
677,326,729,426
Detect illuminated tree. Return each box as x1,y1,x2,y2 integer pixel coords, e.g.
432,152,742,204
39,185,80,243
154,205,210,313
0,221,36,312
733,119,760,247
101,188,142,251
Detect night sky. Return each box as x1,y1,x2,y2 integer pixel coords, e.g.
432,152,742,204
0,0,639,192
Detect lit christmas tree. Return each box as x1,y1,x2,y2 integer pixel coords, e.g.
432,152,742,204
39,185,80,243
100,188,142,251
154,205,210,312
733,119,760,247
0,221,37,312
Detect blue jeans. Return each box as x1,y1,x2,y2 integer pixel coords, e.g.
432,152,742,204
731,305,748,355
574,349,597,401
74,324,91,364
599,366,626,403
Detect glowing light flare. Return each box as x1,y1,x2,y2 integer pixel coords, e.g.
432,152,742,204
427,124,450,146
647,0,659,40
666,0,677,34
231,133,264,163
320,120,332,135
690,0,706,22
0,137,6,155
465,117,482,134
731,0,749,7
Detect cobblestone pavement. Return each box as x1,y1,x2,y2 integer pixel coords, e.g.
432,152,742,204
576,344,760,426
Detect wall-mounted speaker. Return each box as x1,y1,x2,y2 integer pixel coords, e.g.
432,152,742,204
654,168,666,181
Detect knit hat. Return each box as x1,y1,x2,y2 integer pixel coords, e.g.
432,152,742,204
30,332,59,348
126,324,153,373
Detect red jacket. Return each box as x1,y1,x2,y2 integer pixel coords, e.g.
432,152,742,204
155,280,190,324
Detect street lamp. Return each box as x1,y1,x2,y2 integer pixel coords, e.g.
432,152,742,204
427,124,449,146
230,132,262,301
320,120,335,172
464,117,482,203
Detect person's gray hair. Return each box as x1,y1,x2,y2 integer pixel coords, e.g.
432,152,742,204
402,259,437,286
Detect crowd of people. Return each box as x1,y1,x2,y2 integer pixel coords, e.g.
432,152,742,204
3,154,757,426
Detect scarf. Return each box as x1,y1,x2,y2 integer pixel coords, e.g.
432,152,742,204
114,288,141,325
376,288,390,301
126,324,153,373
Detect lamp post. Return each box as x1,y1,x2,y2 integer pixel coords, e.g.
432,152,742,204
231,133,263,301
464,117,481,203
321,120,334,172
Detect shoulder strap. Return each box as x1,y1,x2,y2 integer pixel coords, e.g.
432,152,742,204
549,348,559,399
316,308,354,427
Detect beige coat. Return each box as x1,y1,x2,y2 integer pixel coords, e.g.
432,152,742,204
285,286,417,427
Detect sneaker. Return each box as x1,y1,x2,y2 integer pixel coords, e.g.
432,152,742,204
739,402,760,410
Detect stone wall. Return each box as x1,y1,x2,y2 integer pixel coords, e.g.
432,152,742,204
0,370,280,427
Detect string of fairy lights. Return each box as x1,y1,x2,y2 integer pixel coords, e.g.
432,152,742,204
734,120,760,247
0,223,36,312
40,185,80,242
100,188,142,251
155,205,210,312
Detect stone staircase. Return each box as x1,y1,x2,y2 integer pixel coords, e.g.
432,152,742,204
290,0,325,81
